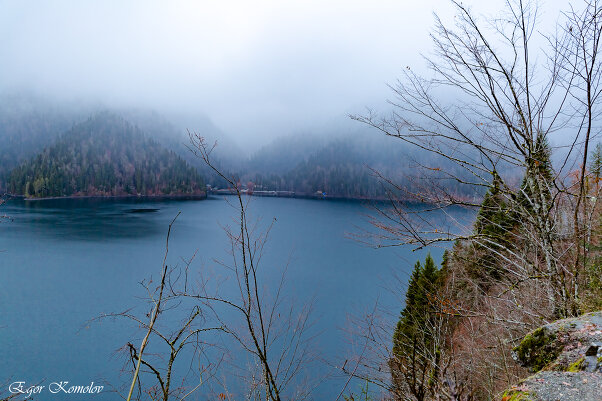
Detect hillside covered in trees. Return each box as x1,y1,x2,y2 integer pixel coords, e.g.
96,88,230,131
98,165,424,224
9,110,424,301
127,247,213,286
6,113,205,198
235,135,486,200
0,93,90,176
241,139,387,198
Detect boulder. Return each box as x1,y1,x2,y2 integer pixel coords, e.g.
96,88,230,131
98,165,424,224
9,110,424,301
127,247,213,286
502,312,602,400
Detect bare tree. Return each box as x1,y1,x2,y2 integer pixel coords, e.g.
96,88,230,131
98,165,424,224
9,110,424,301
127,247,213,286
347,0,602,398
96,213,223,401
184,132,318,401
353,0,602,319
556,0,602,314
95,134,317,401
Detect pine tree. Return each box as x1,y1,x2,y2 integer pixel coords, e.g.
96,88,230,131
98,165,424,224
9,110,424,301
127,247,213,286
518,133,554,214
391,254,442,400
590,142,602,186
470,171,517,280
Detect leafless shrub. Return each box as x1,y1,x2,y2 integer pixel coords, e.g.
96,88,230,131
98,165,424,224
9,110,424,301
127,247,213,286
184,132,320,400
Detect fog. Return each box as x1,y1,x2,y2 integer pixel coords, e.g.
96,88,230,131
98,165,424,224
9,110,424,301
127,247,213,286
0,0,569,149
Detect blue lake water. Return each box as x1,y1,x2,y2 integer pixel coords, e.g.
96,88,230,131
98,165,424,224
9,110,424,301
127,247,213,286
0,196,469,400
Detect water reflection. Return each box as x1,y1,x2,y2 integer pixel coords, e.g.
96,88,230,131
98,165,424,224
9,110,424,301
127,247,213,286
2,198,182,240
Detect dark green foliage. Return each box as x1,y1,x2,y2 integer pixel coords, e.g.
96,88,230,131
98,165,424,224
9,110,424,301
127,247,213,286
6,112,205,198
517,134,554,213
391,254,443,400
474,173,514,244
471,172,516,280
471,135,554,283
439,249,450,282
590,142,602,183
394,255,439,352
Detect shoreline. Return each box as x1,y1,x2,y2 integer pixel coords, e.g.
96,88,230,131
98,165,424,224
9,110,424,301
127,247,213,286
5,191,480,205
8,193,208,202
210,191,390,202
7,191,389,203
208,189,480,204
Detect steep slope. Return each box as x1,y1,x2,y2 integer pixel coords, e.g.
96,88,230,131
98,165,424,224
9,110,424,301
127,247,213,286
6,112,205,198
239,133,486,200
250,139,387,198
0,93,91,175
120,109,246,187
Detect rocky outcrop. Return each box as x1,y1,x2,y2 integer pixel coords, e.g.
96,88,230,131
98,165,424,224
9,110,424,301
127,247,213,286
502,312,602,400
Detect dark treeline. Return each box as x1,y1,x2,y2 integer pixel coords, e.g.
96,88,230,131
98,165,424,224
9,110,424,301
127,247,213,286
6,112,205,198
235,136,486,200
244,139,387,198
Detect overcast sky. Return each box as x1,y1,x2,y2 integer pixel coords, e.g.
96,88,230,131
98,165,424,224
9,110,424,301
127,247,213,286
0,0,568,146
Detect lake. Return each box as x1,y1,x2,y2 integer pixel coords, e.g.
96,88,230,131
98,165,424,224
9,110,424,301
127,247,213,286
0,196,468,400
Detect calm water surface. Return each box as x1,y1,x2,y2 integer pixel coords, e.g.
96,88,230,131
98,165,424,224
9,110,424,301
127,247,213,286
0,196,467,399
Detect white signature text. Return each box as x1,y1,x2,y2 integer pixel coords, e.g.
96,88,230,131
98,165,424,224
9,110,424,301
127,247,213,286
9,381,104,397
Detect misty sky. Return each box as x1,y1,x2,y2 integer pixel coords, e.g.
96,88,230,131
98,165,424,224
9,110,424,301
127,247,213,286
0,0,568,145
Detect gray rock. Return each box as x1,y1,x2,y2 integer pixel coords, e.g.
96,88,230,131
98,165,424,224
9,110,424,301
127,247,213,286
504,372,602,401
504,312,602,400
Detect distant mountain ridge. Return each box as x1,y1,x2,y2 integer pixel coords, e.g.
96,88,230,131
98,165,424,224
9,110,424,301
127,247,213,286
236,134,485,200
6,112,205,198
0,93,489,201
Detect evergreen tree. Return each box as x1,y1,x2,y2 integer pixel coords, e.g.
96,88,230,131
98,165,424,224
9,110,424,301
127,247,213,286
468,135,554,283
590,142,602,185
517,133,554,213
470,171,517,280
391,254,443,401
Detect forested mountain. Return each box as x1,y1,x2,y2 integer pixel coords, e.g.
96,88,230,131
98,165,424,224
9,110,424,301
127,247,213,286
0,93,91,174
236,134,485,200
244,139,389,198
6,113,205,198
93,108,248,188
